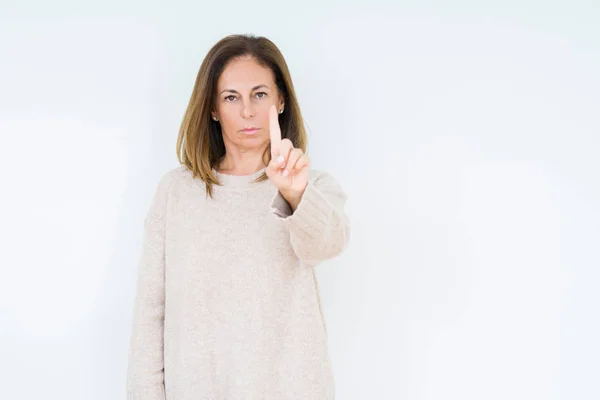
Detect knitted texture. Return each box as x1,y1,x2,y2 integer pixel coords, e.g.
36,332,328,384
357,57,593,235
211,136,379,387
126,165,350,400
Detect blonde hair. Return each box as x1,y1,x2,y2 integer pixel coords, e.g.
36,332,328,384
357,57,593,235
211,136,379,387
176,34,308,198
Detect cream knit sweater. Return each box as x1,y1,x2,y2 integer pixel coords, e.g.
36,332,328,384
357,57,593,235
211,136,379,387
126,165,350,400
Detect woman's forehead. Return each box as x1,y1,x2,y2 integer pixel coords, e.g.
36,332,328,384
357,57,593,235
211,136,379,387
218,58,275,90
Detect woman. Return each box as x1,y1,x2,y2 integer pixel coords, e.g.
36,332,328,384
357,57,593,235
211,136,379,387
126,34,350,400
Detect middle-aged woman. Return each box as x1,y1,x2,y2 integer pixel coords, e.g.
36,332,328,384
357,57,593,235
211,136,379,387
127,33,351,400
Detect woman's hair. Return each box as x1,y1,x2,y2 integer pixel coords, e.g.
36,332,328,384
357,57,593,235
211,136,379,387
176,34,308,197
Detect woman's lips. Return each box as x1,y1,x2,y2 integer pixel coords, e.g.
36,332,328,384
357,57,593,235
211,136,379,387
241,128,259,134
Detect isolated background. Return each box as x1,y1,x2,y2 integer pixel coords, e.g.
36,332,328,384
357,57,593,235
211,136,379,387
1,1,598,399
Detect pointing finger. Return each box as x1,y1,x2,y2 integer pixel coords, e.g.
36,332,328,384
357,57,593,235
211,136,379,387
269,104,282,160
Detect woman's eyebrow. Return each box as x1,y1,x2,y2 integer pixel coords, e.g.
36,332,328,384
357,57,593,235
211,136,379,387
220,84,270,95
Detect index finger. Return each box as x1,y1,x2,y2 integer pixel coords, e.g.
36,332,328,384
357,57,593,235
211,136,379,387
269,104,282,159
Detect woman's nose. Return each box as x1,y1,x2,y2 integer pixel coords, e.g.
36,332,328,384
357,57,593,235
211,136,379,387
241,101,255,119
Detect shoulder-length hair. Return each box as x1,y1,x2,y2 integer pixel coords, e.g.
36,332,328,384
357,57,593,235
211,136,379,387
176,34,308,198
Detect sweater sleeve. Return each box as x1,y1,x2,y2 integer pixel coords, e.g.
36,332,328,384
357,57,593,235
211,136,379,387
270,170,350,264
126,173,171,400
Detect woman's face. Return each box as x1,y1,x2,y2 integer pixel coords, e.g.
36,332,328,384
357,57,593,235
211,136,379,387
213,55,285,152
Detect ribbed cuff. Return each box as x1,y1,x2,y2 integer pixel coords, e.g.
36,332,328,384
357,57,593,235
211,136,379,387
270,181,332,241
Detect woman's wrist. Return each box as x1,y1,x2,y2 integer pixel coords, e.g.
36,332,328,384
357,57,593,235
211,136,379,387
280,186,306,212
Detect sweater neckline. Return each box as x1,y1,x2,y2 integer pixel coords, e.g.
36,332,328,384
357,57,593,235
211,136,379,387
212,167,268,189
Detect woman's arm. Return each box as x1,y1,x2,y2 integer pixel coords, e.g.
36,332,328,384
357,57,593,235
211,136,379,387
271,170,350,264
126,173,171,400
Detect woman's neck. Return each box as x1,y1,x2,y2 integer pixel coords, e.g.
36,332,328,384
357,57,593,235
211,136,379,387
216,150,267,176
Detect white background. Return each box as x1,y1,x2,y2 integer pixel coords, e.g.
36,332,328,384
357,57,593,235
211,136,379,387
1,1,598,399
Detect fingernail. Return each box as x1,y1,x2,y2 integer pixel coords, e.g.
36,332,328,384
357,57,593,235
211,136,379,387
276,155,284,165
282,169,289,177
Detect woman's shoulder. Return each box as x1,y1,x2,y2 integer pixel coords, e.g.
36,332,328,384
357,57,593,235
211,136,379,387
163,165,193,181
307,168,347,197
155,165,189,184
152,165,196,196
308,168,342,185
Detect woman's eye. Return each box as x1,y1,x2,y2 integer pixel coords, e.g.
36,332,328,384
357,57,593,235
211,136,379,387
225,95,236,102
255,92,267,99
